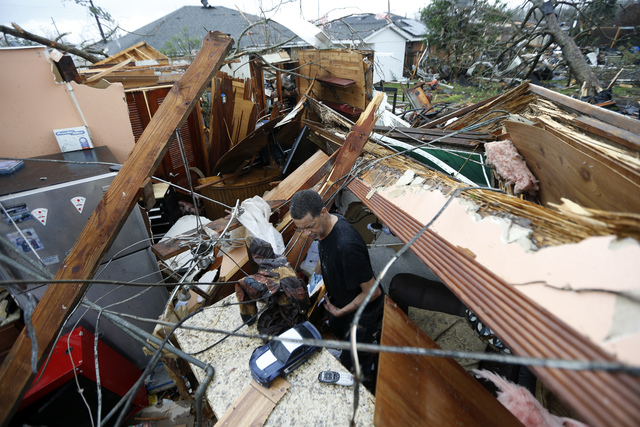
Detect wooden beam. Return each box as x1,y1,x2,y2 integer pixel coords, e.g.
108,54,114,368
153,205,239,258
529,83,640,137
420,94,500,129
376,297,523,426
84,57,134,84
573,115,640,153
0,31,233,426
323,92,384,189
215,377,290,426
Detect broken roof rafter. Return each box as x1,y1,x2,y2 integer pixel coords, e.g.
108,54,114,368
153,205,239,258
0,31,234,425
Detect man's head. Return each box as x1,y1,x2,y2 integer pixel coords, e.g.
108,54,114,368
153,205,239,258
290,190,330,239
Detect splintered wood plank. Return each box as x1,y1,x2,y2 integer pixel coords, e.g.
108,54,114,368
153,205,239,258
84,57,134,83
529,84,640,136
264,149,332,202
216,378,290,426
0,31,234,425
505,121,640,214
375,297,523,427
573,115,640,153
421,94,500,129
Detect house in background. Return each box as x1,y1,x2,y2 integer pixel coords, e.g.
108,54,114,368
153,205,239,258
98,6,425,84
316,13,427,82
98,5,297,78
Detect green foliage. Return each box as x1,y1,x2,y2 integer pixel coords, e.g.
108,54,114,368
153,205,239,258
582,0,618,27
161,27,202,57
419,0,512,77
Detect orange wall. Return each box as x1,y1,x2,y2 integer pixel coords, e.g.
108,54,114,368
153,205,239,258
0,47,135,164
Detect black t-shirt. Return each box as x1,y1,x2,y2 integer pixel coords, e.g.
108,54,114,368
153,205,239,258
318,215,374,309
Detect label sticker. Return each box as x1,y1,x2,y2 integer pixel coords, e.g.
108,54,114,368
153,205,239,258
7,228,43,253
71,196,86,213
2,203,32,224
31,208,48,226
42,255,60,266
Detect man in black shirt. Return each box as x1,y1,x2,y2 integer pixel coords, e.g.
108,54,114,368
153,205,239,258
290,189,383,377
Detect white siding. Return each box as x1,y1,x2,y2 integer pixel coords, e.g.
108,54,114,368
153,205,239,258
366,27,407,82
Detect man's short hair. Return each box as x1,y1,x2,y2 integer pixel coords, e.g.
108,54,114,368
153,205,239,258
290,189,324,220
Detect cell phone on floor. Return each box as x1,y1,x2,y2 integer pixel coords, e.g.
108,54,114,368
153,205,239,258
318,370,354,386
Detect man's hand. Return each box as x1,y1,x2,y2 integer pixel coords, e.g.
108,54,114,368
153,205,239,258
323,297,343,317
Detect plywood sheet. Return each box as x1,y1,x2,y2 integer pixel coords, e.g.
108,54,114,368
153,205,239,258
376,296,523,426
216,377,290,426
298,49,372,111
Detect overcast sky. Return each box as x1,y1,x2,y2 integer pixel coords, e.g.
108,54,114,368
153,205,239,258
1,0,427,45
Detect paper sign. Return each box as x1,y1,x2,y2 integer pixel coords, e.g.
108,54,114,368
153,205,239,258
71,197,86,213
31,208,48,225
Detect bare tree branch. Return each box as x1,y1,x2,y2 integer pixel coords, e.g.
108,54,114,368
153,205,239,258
0,23,102,63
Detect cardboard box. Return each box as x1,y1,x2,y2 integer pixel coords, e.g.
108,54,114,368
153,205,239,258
53,126,93,153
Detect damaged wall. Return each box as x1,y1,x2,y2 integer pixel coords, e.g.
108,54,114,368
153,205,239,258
365,174,640,366
0,47,135,164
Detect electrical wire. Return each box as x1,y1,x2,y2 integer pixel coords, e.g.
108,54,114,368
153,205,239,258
2,106,632,425
80,306,640,375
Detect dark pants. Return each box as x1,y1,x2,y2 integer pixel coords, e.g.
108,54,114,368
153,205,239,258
328,295,383,379
388,273,467,317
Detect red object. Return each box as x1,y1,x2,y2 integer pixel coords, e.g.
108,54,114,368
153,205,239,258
19,326,147,412
322,100,363,121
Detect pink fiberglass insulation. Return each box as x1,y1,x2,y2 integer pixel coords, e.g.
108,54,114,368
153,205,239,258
485,140,539,195
473,370,589,427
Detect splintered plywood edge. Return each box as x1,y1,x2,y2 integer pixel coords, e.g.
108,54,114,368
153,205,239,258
324,91,384,188
216,378,291,426
375,296,523,426
0,31,234,426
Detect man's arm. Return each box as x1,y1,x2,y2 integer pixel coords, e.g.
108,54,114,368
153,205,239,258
324,277,380,317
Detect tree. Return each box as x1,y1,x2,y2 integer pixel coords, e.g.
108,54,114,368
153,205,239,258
581,0,619,29
419,0,605,96
161,27,203,57
0,23,102,63
419,0,513,79
526,0,603,96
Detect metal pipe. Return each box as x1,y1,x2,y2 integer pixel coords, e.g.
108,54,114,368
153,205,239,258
195,365,214,427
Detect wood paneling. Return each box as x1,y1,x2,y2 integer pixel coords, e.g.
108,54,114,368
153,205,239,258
297,49,373,111
506,120,640,213
126,86,209,187
376,296,523,427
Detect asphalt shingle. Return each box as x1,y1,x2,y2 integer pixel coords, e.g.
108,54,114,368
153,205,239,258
99,5,296,55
